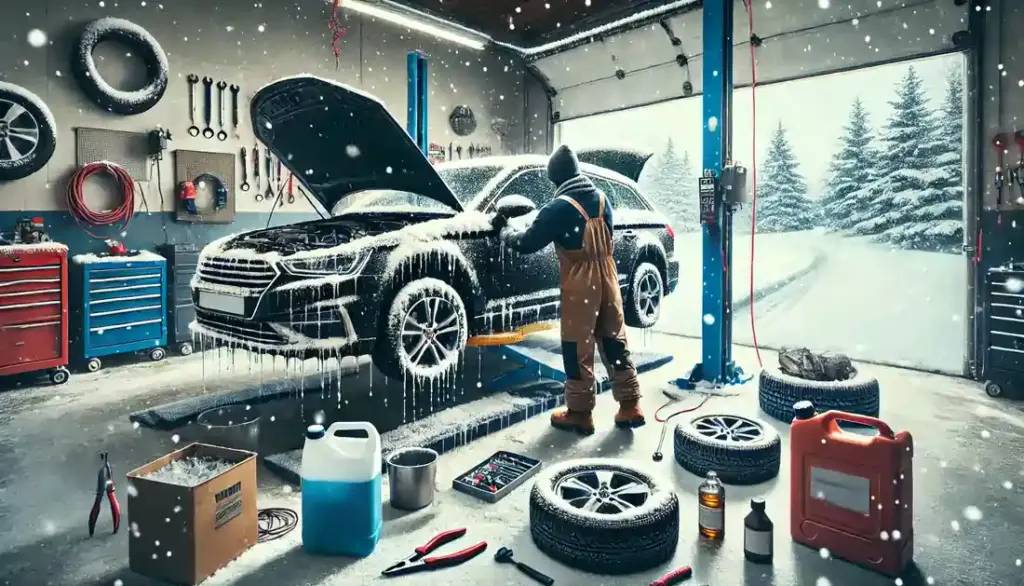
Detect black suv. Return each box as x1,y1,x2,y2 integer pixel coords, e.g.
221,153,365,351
190,75,679,386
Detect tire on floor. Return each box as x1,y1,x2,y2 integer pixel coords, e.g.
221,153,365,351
673,413,781,485
529,458,679,575
758,367,879,423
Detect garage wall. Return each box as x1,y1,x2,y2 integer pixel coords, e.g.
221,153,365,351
533,0,968,122
0,0,545,254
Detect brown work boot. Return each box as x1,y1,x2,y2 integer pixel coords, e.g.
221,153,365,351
550,407,595,436
614,399,646,429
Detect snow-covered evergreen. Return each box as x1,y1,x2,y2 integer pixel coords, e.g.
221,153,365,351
638,137,699,232
755,121,817,233
850,67,946,246
820,98,878,231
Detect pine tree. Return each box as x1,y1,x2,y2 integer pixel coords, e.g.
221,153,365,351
897,68,965,252
850,66,945,245
755,121,817,232
819,98,878,231
638,137,698,232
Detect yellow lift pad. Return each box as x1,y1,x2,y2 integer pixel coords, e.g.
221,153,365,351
466,321,557,347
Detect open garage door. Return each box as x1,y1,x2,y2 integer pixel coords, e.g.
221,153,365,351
559,53,969,375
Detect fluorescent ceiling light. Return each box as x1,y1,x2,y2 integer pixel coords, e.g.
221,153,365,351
341,0,487,51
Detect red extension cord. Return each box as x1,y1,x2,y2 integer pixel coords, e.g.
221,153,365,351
743,0,763,368
67,162,137,239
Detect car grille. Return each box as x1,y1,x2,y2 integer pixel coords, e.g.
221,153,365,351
197,256,276,289
196,311,286,346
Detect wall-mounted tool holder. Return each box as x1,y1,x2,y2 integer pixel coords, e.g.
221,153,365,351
173,149,235,223
452,451,541,504
75,127,151,180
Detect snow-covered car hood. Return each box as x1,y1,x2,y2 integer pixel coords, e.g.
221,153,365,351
250,75,464,215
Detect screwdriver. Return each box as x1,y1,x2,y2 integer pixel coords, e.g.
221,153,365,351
650,565,692,586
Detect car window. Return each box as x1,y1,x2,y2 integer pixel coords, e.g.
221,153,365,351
335,190,450,214
494,169,553,209
592,176,649,211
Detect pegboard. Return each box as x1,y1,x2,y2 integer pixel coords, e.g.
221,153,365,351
173,150,236,224
75,127,150,180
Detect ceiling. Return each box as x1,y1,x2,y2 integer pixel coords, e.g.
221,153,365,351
397,0,680,46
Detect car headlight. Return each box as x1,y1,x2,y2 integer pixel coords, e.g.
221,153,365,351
281,253,366,276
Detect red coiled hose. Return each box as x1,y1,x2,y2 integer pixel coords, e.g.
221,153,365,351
67,162,136,239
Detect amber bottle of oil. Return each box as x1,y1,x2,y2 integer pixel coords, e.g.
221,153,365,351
698,471,725,540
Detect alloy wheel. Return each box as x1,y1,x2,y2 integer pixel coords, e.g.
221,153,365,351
0,99,40,163
636,271,661,320
553,469,652,514
401,297,462,368
692,415,765,444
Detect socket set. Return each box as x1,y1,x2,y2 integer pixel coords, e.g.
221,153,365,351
452,451,542,503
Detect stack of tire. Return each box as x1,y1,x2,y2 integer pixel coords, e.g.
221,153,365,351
757,366,880,423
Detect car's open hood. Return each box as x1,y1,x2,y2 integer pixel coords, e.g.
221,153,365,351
575,147,654,183
250,75,463,214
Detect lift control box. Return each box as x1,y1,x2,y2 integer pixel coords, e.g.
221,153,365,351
698,172,717,224
721,164,749,204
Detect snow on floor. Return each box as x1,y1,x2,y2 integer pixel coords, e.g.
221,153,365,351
659,231,966,374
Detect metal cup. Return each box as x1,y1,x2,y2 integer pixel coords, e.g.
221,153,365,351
386,447,438,511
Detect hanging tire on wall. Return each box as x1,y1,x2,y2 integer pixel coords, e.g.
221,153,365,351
673,413,781,486
72,17,169,115
624,261,664,328
0,82,57,181
758,367,880,423
529,459,679,575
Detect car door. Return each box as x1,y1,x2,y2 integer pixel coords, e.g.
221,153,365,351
590,175,643,289
487,168,562,323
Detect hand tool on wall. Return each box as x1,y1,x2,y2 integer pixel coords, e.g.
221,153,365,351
650,565,693,585
1014,131,1024,204
229,84,241,136
382,528,487,577
493,547,554,585
468,144,476,159
201,76,214,139
287,173,295,204
448,142,453,160
216,81,228,141
253,143,263,202
455,145,463,160
186,74,200,137
276,158,283,202
88,452,122,537
264,148,274,202
240,147,250,191
993,133,1008,207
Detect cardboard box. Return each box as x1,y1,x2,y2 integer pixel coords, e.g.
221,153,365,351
126,443,257,585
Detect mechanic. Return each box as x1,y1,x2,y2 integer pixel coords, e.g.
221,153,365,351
493,145,645,435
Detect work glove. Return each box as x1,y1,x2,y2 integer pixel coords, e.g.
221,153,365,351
491,213,509,231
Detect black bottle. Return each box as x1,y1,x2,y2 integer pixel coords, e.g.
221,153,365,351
743,498,773,564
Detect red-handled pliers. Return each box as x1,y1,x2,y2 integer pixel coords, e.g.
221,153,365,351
88,452,121,537
381,528,487,577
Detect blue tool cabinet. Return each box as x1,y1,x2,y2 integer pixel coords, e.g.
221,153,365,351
71,253,168,372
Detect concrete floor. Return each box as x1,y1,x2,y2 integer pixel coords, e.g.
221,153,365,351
1,335,1022,586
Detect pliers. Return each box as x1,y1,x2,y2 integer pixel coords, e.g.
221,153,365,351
88,452,122,537
382,528,487,577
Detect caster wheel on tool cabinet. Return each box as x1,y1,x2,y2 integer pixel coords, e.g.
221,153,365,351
984,380,1005,398
150,347,167,362
178,342,193,356
86,358,103,373
49,368,70,385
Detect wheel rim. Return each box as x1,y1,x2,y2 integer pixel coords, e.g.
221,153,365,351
693,415,765,443
0,99,40,163
636,270,662,320
401,297,462,368
553,469,651,514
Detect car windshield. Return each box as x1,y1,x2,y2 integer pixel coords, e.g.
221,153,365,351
335,165,503,214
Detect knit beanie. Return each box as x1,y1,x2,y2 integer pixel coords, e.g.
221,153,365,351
547,144,580,187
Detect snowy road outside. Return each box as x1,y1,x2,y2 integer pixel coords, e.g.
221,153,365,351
659,231,967,374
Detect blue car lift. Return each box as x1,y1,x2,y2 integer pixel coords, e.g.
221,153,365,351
679,0,748,388
407,51,429,154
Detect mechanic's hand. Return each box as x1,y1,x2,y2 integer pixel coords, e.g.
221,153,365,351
491,213,509,230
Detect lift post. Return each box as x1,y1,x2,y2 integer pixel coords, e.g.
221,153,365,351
406,51,429,155
687,0,743,385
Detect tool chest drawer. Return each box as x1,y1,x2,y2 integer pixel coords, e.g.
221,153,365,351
71,253,168,370
157,244,199,354
0,244,71,383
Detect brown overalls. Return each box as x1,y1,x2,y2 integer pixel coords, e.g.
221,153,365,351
555,192,641,412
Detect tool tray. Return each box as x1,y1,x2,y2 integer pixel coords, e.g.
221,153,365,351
452,450,542,503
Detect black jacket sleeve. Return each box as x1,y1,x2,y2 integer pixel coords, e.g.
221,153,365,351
500,200,564,254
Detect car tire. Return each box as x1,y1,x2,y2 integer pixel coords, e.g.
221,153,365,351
529,458,679,575
758,367,879,423
373,277,468,387
0,81,57,181
624,261,663,328
72,18,169,115
673,413,781,485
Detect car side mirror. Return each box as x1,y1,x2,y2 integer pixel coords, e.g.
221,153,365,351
494,194,536,218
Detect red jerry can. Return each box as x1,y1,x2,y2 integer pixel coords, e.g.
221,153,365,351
790,402,913,577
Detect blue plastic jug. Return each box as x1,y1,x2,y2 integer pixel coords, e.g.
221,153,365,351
300,421,382,557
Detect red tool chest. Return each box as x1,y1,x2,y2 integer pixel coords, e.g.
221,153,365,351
0,244,71,385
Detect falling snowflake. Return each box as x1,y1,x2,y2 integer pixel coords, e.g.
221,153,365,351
171,434,181,444
950,519,961,531
26,29,47,47
1005,277,1024,293
257,24,266,33
817,0,830,8
819,547,831,559
816,578,832,586
963,505,983,521
981,429,991,439
703,313,715,325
